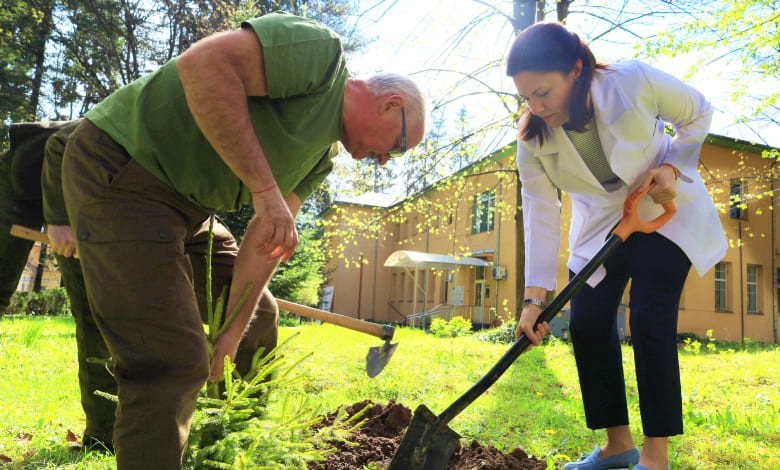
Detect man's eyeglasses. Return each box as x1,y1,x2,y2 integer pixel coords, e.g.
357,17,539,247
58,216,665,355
388,107,407,158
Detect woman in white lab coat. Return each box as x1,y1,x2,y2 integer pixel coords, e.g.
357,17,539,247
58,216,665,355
507,22,726,470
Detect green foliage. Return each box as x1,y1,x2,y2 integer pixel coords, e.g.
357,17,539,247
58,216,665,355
475,320,518,344
187,335,362,469
6,287,70,316
637,0,778,131
0,0,51,145
269,227,327,307
429,315,472,338
0,319,778,469
189,215,354,469
279,315,301,327
680,329,773,354
216,214,327,308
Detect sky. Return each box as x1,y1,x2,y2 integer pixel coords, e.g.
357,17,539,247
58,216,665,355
342,0,779,150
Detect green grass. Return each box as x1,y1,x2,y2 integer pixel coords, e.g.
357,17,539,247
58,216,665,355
0,315,778,469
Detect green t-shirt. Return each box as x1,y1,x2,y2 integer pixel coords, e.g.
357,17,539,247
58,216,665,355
85,11,347,211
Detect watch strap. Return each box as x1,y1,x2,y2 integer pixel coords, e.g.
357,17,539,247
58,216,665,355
522,298,546,309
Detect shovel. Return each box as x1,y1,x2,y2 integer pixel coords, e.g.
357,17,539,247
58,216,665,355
276,299,398,377
388,184,676,470
9,224,398,377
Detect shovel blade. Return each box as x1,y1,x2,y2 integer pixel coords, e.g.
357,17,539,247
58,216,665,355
366,341,397,378
388,404,460,470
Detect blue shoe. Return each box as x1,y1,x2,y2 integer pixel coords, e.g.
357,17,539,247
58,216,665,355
563,446,640,470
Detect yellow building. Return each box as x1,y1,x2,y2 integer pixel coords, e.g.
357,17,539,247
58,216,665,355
321,135,779,344
17,242,62,292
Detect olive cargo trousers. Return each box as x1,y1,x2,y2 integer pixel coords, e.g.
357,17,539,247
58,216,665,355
62,120,278,469
1,125,116,444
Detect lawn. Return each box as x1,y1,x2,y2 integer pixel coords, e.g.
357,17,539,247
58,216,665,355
0,315,777,469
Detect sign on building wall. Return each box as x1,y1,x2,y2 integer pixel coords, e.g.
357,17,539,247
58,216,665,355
320,286,334,312
451,285,464,306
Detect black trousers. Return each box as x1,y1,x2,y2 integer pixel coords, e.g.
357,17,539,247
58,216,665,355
569,232,691,437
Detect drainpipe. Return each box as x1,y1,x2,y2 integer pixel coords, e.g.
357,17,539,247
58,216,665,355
357,253,364,320
424,205,430,314
494,181,502,325
738,220,744,342
772,160,778,343
371,236,378,321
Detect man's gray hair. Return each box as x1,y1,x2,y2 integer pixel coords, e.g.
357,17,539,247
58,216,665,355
366,73,428,133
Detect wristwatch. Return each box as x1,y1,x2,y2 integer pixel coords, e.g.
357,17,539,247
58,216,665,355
522,298,546,309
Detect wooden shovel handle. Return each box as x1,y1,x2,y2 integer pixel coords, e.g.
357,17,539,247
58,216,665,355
12,223,395,341
276,299,394,341
10,224,50,244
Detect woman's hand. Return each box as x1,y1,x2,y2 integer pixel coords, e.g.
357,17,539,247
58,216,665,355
640,164,679,204
515,304,550,349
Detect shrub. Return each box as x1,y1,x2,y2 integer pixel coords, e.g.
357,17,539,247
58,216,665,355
6,288,70,316
279,314,301,327
429,316,472,338
476,320,518,344
43,288,70,316
6,290,33,315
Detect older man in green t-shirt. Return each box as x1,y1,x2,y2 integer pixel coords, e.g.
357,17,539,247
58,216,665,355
59,11,426,470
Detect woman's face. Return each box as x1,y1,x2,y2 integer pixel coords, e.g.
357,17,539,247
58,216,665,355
512,60,582,129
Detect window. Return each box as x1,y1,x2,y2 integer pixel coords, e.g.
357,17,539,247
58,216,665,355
472,189,496,234
777,268,780,315
715,262,728,312
747,265,761,314
730,179,747,220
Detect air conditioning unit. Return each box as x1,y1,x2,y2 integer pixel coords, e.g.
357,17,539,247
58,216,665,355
491,265,507,280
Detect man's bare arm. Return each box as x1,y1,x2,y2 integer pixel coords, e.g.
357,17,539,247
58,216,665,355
208,192,303,381
177,27,297,261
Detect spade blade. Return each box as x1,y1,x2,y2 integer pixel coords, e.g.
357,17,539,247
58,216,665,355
365,341,397,377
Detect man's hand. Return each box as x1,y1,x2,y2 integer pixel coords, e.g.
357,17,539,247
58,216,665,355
47,225,78,258
208,330,241,382
251,188,298,262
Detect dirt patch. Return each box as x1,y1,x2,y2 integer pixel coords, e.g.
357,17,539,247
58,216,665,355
309,400,547,470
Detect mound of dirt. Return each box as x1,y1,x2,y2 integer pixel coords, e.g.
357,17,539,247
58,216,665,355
309,400,547,470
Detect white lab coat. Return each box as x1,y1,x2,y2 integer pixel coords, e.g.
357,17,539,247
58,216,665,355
516,60,727,289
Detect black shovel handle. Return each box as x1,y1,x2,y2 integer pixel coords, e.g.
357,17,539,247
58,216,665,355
435,184,675,427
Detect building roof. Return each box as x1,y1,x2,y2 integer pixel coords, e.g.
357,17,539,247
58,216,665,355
333,192,400,208
384,250,490,270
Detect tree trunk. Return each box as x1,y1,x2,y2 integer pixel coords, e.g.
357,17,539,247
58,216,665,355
512,0,538,32
33,244,46,293
511,0,571,319
29,0,55,118
557,0,573,21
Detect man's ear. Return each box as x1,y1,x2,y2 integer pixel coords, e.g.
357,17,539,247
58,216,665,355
380,94,404,114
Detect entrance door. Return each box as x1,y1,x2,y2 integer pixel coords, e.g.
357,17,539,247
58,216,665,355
473,266,486,323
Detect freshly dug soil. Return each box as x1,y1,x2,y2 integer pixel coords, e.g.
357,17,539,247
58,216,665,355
309,400,547,470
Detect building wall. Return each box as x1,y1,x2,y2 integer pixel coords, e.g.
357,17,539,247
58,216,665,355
323,137,779,343
322,145,520,325
674,140,777,343
17,243,62,292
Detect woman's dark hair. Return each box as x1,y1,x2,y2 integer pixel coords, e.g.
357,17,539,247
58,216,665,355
506,22,608,145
